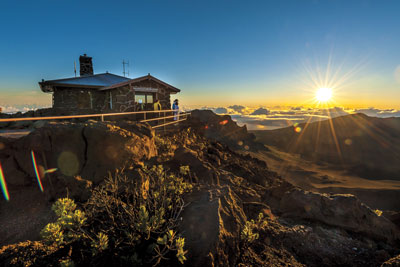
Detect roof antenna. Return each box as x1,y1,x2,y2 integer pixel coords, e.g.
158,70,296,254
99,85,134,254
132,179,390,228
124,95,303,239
74,60,77,77
122,60,130,77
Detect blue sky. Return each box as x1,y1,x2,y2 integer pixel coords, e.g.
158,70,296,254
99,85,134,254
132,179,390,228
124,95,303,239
1,0,400,108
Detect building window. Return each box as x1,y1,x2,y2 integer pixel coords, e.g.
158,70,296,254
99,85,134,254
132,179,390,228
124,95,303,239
146,94,153,103
135,94,146,104
135,94,153,104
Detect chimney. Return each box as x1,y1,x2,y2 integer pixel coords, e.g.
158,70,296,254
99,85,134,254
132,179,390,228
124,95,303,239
79,54,94,76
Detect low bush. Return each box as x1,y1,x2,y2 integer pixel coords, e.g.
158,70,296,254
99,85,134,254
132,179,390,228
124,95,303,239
240,213,267,244
39,165,192,266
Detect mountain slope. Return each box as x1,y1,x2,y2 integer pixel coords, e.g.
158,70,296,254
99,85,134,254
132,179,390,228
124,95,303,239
252,113,400,180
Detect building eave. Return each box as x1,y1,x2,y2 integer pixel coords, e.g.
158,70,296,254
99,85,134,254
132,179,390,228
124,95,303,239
101,74,181,93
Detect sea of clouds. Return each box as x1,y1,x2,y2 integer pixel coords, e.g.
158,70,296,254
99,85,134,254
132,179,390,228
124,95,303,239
183,105,400,130
0,104,50,114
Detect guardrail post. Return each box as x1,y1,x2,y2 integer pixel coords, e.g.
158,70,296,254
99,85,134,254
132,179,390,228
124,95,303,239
101,115,104,122
164,111,166,134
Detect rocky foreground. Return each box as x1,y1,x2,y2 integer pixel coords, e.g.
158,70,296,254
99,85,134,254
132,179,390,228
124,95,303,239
0,110,399,266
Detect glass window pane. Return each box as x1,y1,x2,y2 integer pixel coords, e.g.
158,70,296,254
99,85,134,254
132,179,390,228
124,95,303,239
135,94,145,104
146,94,153,103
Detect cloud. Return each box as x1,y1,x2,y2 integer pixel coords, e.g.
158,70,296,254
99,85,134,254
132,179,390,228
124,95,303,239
215,107,228,114
354,108,400,118
228,105,246,113
194,104,399,131
314,107,349,117
0,104,50,114
251,108,270,115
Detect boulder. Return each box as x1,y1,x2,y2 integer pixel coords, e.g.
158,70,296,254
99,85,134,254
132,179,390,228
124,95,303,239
3,121,157,186
179,186,246,266
1,156,31,186
189,110,266,151
80,122,156,183
275,188,400,242
171,146,216,184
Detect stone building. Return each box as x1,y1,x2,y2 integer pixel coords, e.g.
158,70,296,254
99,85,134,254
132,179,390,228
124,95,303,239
39,54,180,113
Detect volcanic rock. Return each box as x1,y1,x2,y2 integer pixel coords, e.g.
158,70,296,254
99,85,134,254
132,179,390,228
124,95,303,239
267,187,400,242
188,109,266,151
179,186,246,266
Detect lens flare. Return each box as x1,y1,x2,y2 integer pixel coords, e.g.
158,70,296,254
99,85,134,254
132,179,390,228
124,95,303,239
31,151,44,192
0,163,10,201
44,168,58,174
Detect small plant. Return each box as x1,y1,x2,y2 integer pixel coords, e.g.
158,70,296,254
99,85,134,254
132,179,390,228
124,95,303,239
241,213,267,243
38,165,191,266
374,209,383,216
179,165,190,176
84,165,191,265
155,230,187,265
91,232,109,255
59,258,75,267
41,223,64,245
40,198,87,245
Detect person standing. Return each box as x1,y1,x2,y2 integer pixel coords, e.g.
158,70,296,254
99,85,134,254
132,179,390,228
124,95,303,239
153,99,162,123
153,99,162,111
172,99,179,121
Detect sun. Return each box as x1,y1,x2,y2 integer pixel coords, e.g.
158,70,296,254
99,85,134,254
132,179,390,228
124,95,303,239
316,87,332,102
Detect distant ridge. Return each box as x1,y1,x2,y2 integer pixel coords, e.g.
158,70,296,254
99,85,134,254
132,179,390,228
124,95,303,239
252,113,400,180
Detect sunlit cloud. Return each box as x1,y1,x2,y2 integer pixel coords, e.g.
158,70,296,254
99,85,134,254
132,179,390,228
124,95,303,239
0,104,50,114
190,105,400,130
251,108,270,115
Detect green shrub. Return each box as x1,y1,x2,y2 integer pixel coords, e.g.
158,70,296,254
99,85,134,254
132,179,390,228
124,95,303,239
241,213,267,244
374,209,383,216
83,165,191,265
40,198,87,245
59,258,75,267
40,165,192,266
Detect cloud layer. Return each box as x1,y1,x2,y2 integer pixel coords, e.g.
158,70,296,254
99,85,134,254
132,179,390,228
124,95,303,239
207,106,400,130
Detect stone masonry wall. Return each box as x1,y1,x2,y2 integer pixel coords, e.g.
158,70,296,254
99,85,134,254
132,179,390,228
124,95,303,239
52,80,175,113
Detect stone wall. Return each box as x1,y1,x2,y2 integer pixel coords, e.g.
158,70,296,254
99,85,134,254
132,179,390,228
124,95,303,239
53,87,106,112
52,82,175,113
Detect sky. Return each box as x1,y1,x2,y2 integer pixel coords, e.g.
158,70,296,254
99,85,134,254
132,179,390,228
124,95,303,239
1,0,400,111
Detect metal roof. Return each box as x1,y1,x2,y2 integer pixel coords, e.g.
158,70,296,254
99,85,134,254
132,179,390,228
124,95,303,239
39,73,180,94
39,73,130,92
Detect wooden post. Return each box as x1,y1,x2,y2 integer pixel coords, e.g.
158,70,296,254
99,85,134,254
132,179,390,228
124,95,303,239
164,110,166,134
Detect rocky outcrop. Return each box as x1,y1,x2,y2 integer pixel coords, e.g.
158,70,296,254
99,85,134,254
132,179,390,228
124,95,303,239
187,110,266,151
0,120,156,246
0,120,156,196
1,111,400,266
179,186,246,266
265,187,400,243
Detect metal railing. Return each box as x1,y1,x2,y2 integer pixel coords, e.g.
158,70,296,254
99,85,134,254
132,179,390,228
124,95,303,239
0,109,191,131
